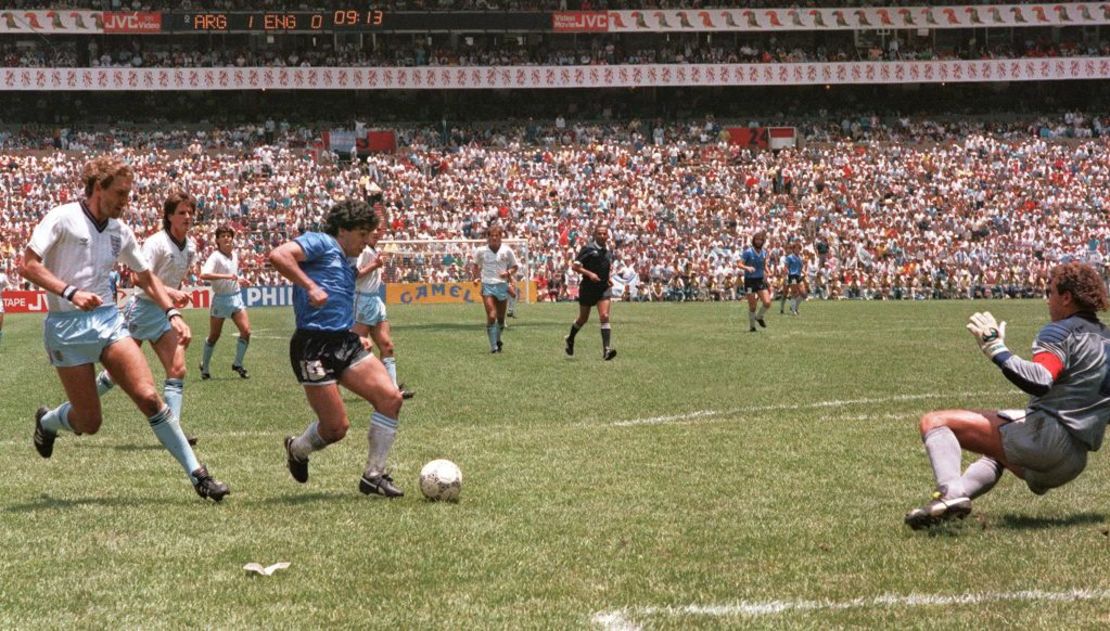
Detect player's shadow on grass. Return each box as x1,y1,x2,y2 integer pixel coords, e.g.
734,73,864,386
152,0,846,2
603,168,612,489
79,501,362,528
258,492,350,506
994,512,1105,530
5,494,179,513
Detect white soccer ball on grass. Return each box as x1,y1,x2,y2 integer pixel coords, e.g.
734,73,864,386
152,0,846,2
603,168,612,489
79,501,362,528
419,459,462,502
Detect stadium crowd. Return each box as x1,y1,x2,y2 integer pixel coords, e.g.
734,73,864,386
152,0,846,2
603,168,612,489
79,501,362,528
3,33,1104,69
1,112,1107,302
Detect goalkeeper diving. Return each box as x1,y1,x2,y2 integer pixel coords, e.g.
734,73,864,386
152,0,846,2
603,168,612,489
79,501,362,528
904,261,1110,529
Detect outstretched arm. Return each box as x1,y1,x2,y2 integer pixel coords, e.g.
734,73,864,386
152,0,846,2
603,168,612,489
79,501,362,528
968,312,1059,396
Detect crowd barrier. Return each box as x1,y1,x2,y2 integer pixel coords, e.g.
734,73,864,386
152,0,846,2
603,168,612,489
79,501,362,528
0,283,537,312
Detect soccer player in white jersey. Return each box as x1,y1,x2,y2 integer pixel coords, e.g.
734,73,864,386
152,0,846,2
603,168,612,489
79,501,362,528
96,190,200,446
905,261,1110,529
199,225,251,379
20,156,228,501
469,225,518,354
353,206,414,399
0,267,8,345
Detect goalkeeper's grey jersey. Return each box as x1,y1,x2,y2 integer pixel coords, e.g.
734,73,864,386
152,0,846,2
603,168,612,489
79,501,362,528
1028,314,1110,451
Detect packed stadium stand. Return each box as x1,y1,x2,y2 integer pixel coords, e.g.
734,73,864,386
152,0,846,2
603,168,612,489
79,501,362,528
1,1,1108,304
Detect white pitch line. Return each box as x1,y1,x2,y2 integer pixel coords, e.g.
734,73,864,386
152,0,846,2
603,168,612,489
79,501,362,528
593,588,1110,629
604,391,1013,428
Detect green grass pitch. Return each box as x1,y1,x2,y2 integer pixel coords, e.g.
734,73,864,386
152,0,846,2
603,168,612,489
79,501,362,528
0,300,1107,628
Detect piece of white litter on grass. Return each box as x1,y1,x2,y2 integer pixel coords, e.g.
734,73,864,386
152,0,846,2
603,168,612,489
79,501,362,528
243,562,291,576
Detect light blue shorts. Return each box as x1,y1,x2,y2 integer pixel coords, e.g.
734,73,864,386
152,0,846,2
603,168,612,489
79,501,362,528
122,296,171,342
211,292,245,319
354,291,388,326
482,282,509,302
44,305,130,367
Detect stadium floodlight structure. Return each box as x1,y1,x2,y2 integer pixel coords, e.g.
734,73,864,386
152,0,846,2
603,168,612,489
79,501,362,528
378,238,533,303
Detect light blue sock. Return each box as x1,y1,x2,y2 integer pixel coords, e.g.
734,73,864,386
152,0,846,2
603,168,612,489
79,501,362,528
148,405,201,481
290,420,329,460
382,356,398,387
233,337,249,367
96,370,115,396
40,402,75,434
365,411,399,477
201,340,215,372
487,325,498,351
164,378,184,422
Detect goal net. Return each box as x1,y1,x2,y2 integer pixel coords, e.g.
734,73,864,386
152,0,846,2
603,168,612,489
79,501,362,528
378,238,534,304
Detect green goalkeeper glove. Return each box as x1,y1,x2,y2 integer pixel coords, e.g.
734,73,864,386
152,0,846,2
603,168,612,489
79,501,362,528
967,311,1008,359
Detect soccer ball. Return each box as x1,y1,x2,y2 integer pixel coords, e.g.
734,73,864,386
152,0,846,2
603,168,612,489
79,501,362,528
419,459,462,502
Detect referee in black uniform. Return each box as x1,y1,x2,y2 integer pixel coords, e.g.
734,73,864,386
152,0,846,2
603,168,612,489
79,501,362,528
565,223,617,360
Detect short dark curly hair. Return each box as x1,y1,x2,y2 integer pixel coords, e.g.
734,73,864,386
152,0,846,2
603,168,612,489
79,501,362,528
324,199,378,236
1050,261,1110,313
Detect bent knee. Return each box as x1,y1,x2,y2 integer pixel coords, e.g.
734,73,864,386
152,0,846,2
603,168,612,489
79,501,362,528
379,391,403,417
919,411,950,435
321,419,350,442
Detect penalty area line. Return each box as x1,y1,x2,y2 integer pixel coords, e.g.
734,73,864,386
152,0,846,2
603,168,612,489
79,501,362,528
601,390,1013,428
592,588,1110,629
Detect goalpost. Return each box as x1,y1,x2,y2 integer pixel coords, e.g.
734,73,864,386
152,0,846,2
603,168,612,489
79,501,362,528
378,238,534,304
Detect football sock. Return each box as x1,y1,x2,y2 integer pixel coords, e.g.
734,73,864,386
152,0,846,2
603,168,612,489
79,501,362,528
365,411,398,477
496,320,505,343
748,311,756,326
0,330,4,344
567,322,581,341
96,370,115,396
233,337,249,367
779,294,787,311
40,401,75,434
923,426,964,497
382,356,398,387
601,322,611,349
792,297,801,312
959,456,1004,499
201,340,215,372
290,420,329,460
487,324,499,351
756,303,768,319
163,378,184,422
147,405,201,481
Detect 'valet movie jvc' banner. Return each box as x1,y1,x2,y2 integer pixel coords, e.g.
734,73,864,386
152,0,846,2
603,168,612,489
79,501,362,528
1,60,1108,91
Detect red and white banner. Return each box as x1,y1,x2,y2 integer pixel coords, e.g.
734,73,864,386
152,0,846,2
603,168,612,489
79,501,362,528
0,60,1108,91
101,12,162,34
1,291,50,313
0,10,136,34
607,4,1110,32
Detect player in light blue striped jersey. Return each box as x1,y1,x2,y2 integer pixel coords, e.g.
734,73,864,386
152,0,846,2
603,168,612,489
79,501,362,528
272,199,405,497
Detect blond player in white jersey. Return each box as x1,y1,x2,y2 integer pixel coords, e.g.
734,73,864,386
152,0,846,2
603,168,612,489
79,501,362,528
21,156,228,501
353,207,414,399
96,190,200,445
469,224,518,353
199,225,251,379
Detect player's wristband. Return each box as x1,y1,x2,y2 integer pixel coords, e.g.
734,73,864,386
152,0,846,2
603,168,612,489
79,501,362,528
165,308,182,320
61,285,78,301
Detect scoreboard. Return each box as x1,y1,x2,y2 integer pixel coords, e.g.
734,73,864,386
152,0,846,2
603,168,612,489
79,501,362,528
177,10,387,32
173,11,549,33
